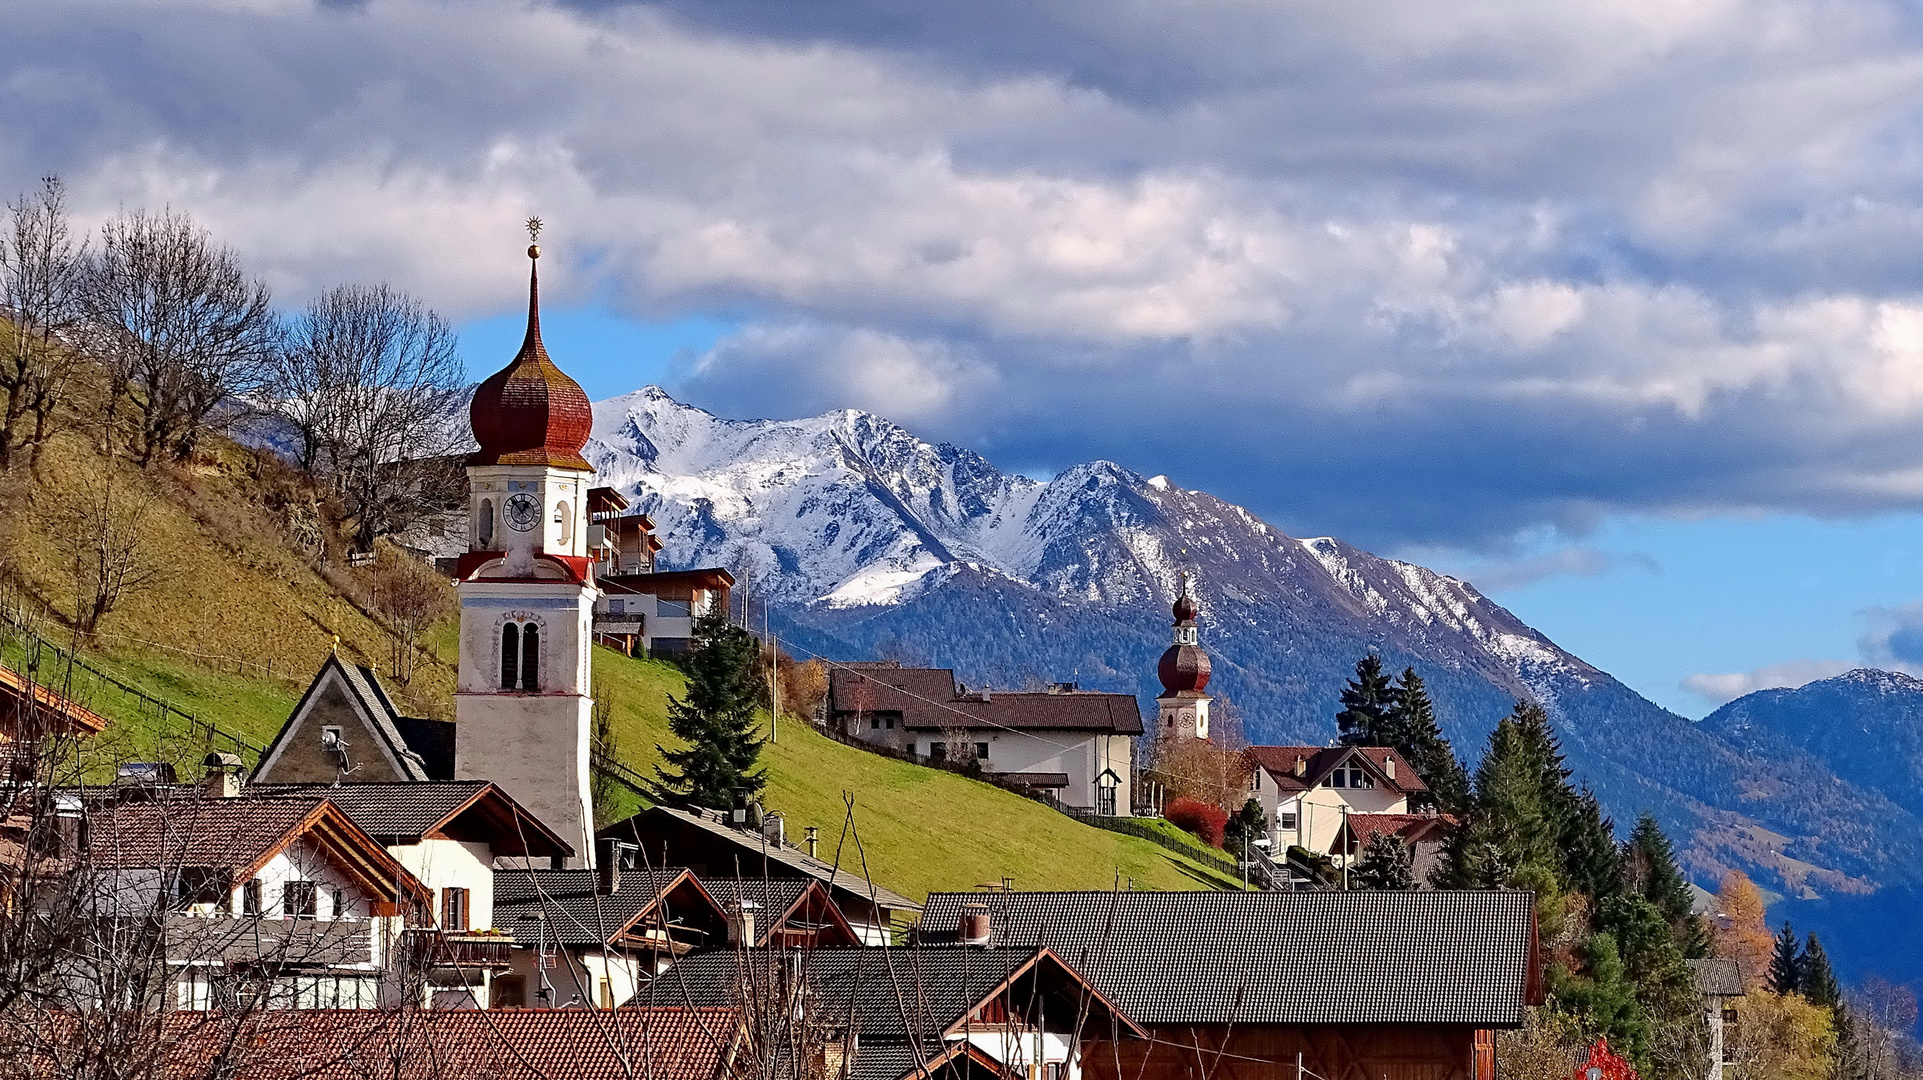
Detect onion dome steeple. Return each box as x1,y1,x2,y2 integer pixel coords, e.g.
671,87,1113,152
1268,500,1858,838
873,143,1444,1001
1157,572,1211,696
467,223,593,471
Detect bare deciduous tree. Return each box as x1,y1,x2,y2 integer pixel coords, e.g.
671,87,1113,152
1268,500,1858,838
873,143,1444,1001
84,208,278,466
367,545,453,684
0,177,86,472
269,283,465,550
61,473,164,637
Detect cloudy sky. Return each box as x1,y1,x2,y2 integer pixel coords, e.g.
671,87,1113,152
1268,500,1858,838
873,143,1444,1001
14,0,1923,714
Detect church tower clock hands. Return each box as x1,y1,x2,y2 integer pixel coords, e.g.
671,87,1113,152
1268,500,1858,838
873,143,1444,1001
452,223,600,868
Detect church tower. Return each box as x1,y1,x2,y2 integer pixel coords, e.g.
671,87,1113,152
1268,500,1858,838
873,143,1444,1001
1155,574,1212,740
453,232,599,868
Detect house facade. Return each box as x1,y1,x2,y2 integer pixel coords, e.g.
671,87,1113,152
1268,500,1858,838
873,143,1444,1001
827,664,1140,814
1244,745,1431,862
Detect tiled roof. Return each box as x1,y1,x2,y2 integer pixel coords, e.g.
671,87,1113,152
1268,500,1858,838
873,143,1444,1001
494,866,718,947
146,1005,741,1079
827,666,1143,736
1245,745,1428,795
252,780,571,858
254,655,440,784
602,807,921,913
1688,958,1745,997
85,793,328,871
918,890,1536,1027
1341,813,1456,850
698,877,812,919
0,663,107,733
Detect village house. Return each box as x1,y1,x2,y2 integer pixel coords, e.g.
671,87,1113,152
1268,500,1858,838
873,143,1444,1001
587,486,737,658
491,859,729,1009
1330,811,1456,882
827,664,1140,814
646,943,1145,1080
0,660,107,783
75,759,435,1010
599,805,921,943
244,778,573,1008
252,654,455,784
1243,744,1434,862
917,890,1540,1080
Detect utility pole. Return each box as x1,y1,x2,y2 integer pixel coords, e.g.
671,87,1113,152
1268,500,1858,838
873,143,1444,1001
770,632,780,745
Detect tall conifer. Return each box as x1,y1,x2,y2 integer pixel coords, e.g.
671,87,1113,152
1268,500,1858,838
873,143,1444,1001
1336,653,1394,746
1562,787,1623,902
655,605,768,809
1622,813,1710,957
1385,667,1470,811
1769,921,1804,995
1801,933,1841,1009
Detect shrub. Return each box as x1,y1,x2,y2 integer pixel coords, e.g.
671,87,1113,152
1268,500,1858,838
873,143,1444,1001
1165,796,1229,848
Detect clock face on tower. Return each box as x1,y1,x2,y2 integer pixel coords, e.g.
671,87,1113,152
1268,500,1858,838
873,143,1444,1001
503,492,542,532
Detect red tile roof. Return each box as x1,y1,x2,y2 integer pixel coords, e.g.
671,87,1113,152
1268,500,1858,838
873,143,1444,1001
115,1006,740,1080
0,663,107,734
1338,813,1457,852
1244,745,1428,794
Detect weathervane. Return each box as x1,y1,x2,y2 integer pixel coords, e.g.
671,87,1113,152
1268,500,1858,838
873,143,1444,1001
526,216,543,259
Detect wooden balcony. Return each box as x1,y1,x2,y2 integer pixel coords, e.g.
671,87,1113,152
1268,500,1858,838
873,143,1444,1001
402,929,515,970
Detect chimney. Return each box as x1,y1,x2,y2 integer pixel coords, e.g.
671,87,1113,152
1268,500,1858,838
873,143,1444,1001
727,901,761,946
597,838,622,895
959,902,992,946
202,753,244,798
761,813,784,848
1385,756,1395,780
981,687,992,703
1293,756,1306,778
805,826,819,859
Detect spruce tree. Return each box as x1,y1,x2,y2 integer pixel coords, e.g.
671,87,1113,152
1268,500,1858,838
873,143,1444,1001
1621,813,1710,957
1769,921,1804,995
1433,710,1558,889
1385,667,1470,811
654,605,768,809
1553,932,1655,1075
1336,653,1394,746
1801,933,1841,1009
1353,831,1416,890
1562,787,1623,903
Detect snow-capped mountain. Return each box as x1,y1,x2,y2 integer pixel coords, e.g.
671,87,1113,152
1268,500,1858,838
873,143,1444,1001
587,387,1923,910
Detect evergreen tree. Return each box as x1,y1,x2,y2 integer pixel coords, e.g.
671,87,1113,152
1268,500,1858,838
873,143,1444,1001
1801,933,1841,1009
1562,787,1623,903
654,605,768,809
1511,701,1579,840
1621,813,1710,958
1353,831,1416,890
1385,667,1470,811
1769,921,1804,995
1336,653,1394,746
1225,798,1269,855
1553,932,1655,1075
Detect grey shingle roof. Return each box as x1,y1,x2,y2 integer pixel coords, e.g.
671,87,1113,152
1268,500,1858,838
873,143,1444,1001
828,665,1144,736
602,807,921,913
1688,958,1745,997
252,780,571,858
494,867,718,947
918,890,1536,1027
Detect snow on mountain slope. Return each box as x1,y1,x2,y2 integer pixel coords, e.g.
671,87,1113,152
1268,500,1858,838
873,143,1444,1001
585,387,1923,904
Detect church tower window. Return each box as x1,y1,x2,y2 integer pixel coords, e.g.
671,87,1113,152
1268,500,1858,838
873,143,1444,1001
520,623,540,690
498,621,542,691
556,501,572,544
500,623,519,689
479,499,495,548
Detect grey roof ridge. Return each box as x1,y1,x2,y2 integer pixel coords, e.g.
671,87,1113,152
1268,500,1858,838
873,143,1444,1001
659,807,922,911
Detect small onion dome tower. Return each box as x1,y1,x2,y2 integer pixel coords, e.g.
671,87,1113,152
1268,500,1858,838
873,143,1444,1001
453,221,600,869
1155,573,1212,740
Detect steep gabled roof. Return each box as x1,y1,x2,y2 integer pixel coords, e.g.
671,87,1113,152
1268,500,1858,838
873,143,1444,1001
84,791,432,906
493,866,725,949
253,780,572,859
1337,813,1457,853
600,807,921,914
1687,958,1745,997
1245,745,1427,795
253,654,452,784
0,662,108,734
699,877,862,947
917,890,1539,1027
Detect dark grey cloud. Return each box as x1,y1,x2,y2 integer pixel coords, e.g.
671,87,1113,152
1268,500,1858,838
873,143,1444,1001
11,0,1923,550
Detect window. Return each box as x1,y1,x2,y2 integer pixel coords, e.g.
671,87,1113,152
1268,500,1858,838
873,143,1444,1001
1326,764,1372,789
521,623,539,689
871,715,882,730
975,743,990,760
442,887,470,932
929,743,946,761
284,881,318,919
242,879,262,915
556,501,572,544
331,887,346,919
657,598,692,618
1722,1008,1739,1025
172,867,228,911
598,977,614,1009
1251,769,1262,791
501,622,539,690
501,623,520,689
479,500,495,547
1279,810,1299,831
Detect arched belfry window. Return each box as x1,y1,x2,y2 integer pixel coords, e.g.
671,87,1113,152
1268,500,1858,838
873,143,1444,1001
556,501,572,545
500,619,541,691
479,499,495,548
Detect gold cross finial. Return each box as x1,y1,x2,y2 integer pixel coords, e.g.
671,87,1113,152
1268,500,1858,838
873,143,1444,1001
526,217,543,259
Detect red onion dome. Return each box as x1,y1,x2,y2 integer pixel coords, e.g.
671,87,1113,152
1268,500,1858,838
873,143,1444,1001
1158,642,1211,695
468,249,593,471
1172,591,1198,623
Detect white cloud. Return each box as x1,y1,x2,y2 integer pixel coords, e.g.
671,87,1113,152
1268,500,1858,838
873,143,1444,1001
1681,659,1859,707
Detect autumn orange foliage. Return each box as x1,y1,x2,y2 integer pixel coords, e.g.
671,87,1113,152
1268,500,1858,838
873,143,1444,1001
1715,870,1775,989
